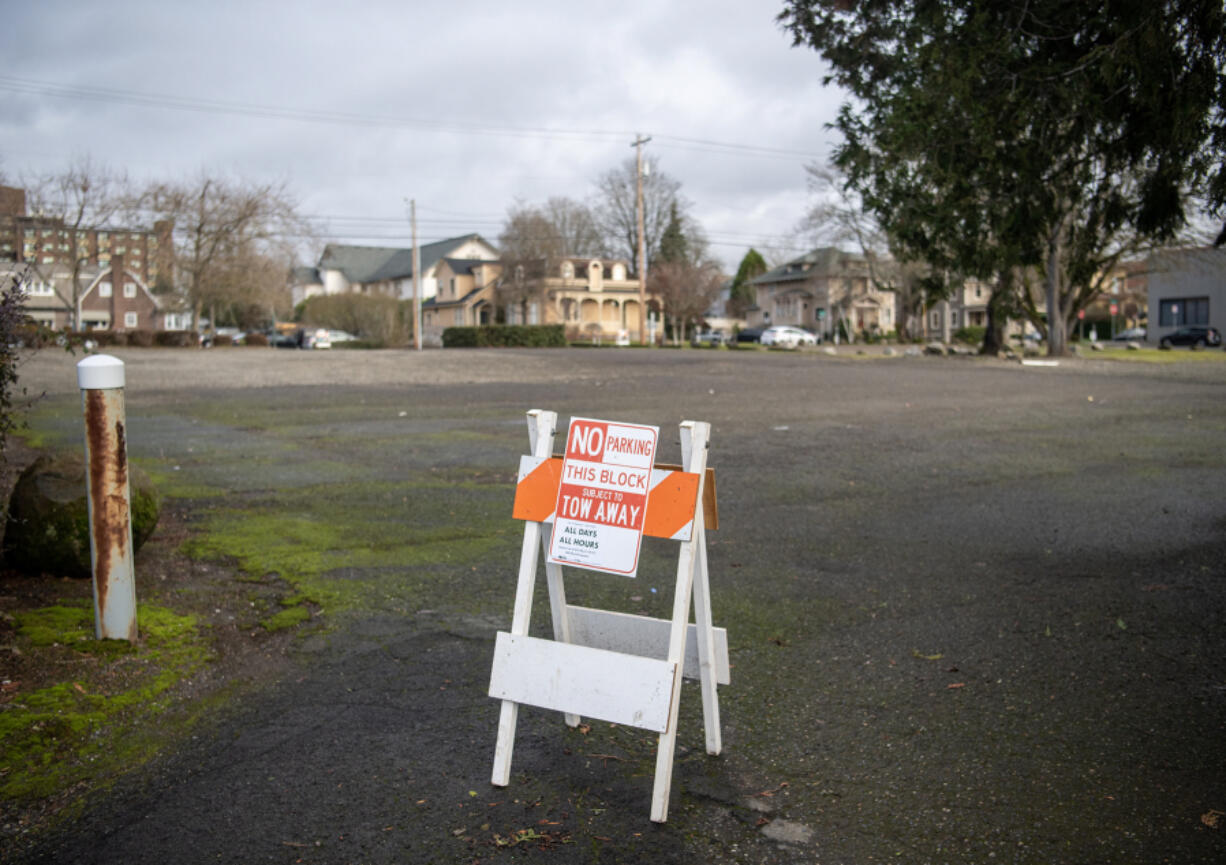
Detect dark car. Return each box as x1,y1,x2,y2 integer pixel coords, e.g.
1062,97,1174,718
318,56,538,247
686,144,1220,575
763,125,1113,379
1159,326,1222,348
735,327,764,344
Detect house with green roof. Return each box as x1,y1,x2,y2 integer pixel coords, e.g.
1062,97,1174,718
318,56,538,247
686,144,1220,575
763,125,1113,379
292,234,498,307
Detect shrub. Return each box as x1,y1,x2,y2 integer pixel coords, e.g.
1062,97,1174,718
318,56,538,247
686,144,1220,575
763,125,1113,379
154,330,200,347
128,329,155,347
212,334,233,347
442,325,566,348
298,294,412,346
89,330,127,347
12,321,59,349
953,326,986,345
244,332,269,347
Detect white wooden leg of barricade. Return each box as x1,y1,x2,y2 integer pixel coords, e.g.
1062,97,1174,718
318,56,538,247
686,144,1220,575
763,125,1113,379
492,410,558,787
650,420,711,823
540,533,580,727
691,501,721,755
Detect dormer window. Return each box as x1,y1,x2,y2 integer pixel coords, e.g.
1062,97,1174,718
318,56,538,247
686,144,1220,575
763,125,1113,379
561,261,574,279
589,261,602,277
612,263,626,281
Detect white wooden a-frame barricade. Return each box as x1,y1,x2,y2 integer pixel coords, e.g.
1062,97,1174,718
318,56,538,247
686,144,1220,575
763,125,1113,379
488,409,728,823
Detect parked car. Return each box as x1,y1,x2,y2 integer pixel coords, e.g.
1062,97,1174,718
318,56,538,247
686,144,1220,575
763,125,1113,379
760,325,819,348
328,330,358,344
735,327,764,344
1159,326,1222,348
1112,327,1146,342
691,330,726,346
304,328,332,350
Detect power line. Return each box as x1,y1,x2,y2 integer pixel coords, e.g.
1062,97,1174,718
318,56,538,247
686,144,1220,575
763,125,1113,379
0,75,823,163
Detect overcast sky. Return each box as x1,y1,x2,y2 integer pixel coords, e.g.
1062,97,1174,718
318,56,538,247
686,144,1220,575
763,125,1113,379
0,1,843,270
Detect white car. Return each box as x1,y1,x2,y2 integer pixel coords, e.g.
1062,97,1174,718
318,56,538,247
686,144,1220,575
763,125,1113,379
760,325,818,348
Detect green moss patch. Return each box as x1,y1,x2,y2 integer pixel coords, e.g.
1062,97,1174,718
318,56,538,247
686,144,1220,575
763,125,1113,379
1,602,211,801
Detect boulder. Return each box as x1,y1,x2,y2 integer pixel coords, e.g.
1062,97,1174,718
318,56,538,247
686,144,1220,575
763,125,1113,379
3,453,160,579
924,342,948,356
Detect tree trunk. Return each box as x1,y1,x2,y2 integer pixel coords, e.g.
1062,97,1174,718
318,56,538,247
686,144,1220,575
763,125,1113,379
1045,224,1068,357
981,272,1013,355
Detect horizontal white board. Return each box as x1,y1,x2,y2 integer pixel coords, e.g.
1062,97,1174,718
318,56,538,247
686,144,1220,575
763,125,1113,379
488,632,677,732
566,606,731,686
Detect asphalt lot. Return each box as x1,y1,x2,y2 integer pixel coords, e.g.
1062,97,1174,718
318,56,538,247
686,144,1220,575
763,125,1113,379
10,346,1226,864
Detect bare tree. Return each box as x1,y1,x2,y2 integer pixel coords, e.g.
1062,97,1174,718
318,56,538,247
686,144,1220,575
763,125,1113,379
649,259,724,345
28,157,129,329
140,172,305,331
593,155,691,272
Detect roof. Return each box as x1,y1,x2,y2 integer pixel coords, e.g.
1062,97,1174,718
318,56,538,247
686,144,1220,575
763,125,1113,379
440,257,497,276
291,265,321,285
319,234,496,283
422,285,490,309
750,247,868,287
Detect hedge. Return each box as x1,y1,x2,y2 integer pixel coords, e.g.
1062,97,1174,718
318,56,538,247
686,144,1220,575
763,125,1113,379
442,324,566,348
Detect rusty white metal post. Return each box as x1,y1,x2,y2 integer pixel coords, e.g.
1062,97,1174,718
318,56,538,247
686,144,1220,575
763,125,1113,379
77,355,138,642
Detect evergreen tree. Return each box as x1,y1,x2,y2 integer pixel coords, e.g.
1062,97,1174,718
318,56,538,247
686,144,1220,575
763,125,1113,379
728,248,767,317
780,0,1226,355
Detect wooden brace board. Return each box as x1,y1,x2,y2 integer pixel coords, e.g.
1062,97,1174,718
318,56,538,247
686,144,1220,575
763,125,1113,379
489,632,677,732
513,454,719,538
565,605,730,685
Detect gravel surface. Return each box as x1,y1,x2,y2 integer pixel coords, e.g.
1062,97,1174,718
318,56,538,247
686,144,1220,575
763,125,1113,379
8,345,1226,864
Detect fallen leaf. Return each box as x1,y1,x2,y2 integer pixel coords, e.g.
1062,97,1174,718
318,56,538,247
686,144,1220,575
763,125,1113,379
912,650,943,661
1202,809,1223,829
947,682,966,689
73,682,86,694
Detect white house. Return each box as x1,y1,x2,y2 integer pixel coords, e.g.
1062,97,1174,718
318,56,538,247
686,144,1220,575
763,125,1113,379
1146,246,1225,342
296,234,499,307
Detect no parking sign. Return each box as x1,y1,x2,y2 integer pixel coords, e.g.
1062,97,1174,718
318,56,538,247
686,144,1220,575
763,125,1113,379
547,417,659,577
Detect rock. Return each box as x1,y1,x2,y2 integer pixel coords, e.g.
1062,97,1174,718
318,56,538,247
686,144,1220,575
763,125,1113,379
3,453,160,579
1090,341,1104,351
924,342,947,356
904,346,923,357
760,819,815,846
882,346,896,356
821,346,837,356
1127,341,1141,350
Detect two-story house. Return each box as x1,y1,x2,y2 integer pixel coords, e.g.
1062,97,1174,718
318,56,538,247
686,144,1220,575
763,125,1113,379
748,247,896,340
294,234,499,307
421,257,502,342
497,257,648,342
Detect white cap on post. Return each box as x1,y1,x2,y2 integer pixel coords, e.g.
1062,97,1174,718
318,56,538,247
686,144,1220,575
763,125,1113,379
77,354,126,390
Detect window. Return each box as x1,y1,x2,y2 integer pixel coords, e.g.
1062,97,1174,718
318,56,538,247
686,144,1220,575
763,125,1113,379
99,281,113,297
449,277,456,297
951,310,960,327
561,262,574,279
124,312,138,328
612,263,626,281
930,310,940,328
1159,296,1209,327
527,302,539,325
124,282,137,298
454,308,464,325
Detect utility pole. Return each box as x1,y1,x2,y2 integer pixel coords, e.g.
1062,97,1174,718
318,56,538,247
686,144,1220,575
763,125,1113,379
632,134,651,345
410,199,422,352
